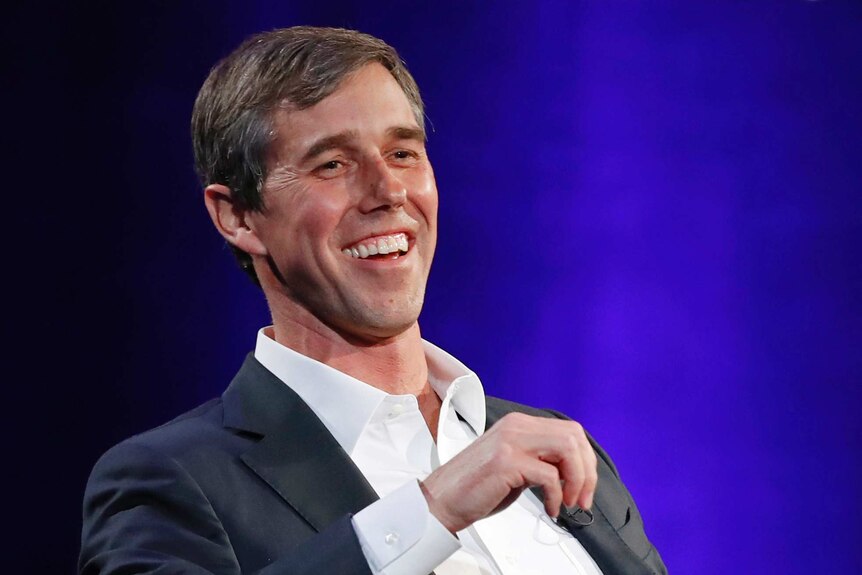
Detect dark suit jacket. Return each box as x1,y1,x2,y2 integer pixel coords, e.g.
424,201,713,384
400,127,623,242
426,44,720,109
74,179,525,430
80,354,666,574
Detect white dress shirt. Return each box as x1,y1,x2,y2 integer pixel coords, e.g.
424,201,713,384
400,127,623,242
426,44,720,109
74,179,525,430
254,329,602,575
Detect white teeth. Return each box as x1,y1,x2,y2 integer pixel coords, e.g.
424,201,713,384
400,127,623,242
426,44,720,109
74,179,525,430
344,233,410,259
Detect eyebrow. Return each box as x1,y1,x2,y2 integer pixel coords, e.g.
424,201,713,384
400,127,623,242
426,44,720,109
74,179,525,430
387,125,427,144
300,125,427,164
301,131,359,164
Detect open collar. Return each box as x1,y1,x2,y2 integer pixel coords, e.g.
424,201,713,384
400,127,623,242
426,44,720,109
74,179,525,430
253,328,487,453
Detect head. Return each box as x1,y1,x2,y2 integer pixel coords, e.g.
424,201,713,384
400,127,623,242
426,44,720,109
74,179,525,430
194,27,438,343
191,26,426,284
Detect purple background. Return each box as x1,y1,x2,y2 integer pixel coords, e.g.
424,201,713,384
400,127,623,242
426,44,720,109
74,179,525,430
9,1,860,573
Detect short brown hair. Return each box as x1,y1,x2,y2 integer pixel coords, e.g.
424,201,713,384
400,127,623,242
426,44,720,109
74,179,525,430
191,26,425,282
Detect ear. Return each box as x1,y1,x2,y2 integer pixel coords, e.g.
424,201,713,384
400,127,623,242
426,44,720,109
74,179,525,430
203,184,268,256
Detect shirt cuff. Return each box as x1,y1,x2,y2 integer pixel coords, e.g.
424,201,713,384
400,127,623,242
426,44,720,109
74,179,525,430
352,480,461,575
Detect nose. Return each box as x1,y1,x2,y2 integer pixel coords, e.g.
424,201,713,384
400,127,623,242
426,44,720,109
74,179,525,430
359,159,407,213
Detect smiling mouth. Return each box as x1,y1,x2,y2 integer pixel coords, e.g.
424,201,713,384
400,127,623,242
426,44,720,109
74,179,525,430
342,232,410,260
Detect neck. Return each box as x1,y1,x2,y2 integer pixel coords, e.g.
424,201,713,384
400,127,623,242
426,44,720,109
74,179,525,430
268,306,429,397
268,309,443,438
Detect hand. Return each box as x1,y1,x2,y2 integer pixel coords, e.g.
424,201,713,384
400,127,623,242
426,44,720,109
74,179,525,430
419,412,598,533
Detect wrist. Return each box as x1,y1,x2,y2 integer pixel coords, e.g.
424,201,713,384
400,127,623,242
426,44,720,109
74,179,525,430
419,479,461,534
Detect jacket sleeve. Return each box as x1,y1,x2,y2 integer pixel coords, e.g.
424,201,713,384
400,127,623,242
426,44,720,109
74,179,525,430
79,440,372,575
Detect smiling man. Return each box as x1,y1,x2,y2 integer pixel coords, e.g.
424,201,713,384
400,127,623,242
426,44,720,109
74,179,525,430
80,27,666,575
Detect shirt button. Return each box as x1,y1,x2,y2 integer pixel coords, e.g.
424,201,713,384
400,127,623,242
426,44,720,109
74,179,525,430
388,404,405,418
505,553,518,565
384,532,400,545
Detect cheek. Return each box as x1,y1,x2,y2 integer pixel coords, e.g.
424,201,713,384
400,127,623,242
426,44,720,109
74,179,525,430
277,187,349,246
306,194,352,245
409,169,439,221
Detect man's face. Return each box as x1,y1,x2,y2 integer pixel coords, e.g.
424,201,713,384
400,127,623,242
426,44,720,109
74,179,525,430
247,63,438,341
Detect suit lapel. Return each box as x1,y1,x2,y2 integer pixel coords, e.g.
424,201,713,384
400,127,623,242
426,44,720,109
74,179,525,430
223,354,379,532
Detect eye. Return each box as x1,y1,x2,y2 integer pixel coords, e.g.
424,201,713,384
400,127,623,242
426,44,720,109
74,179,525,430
312,158,349,178
319,160,342,171
389,149,420,165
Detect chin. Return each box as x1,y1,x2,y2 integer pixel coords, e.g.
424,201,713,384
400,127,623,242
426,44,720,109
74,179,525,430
341,298,424,341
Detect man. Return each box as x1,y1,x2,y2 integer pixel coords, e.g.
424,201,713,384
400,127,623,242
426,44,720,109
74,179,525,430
80,27,666,575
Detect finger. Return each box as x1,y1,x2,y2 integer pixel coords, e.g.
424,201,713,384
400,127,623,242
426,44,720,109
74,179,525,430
506,416,586,452
515,420,588,510
553,425,595,510
493,415,593,513
519,457,564,518
575,432,598,510
557,441,586,509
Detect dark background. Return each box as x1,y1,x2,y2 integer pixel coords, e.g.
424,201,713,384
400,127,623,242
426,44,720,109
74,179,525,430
8,1,861,573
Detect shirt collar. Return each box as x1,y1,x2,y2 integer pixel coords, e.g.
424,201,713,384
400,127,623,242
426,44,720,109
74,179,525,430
253,328,486,454
423,339,486,435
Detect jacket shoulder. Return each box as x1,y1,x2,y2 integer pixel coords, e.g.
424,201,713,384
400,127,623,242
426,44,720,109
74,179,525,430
87,396,249,488
485,395,560,419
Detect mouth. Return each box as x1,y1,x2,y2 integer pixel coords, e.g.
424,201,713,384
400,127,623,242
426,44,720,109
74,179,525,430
342,232,411,261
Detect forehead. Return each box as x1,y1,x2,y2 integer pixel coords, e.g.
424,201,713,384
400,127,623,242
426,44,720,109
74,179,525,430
269,63,421,160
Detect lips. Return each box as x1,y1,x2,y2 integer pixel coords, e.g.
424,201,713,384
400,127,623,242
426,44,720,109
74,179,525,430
342,232,410,259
